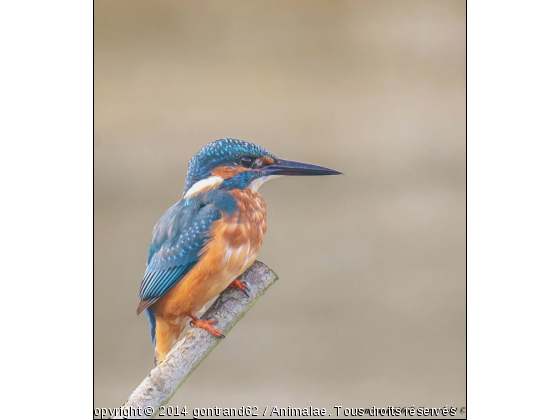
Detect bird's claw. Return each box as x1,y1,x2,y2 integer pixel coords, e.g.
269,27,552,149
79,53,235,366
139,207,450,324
229,279,250,297
189,317,224,338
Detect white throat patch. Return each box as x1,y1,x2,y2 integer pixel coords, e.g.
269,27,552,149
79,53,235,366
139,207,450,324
248,175,281,192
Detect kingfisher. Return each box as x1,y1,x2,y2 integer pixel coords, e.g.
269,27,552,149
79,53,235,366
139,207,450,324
137,138,341,364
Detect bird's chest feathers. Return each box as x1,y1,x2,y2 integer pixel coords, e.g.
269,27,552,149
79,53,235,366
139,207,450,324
204,189,267,279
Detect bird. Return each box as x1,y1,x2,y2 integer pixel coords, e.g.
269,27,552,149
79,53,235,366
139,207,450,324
137,138,341,364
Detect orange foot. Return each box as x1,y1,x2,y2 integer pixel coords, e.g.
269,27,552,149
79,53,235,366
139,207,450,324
229,279,250,297
189,317,224,338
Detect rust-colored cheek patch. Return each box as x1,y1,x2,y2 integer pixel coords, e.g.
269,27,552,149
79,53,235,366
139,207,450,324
211,165,252,179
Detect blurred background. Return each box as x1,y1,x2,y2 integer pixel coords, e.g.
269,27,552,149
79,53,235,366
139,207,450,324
94,0,465,417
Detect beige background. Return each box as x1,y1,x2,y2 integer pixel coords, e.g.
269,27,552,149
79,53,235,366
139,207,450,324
94,1,466,417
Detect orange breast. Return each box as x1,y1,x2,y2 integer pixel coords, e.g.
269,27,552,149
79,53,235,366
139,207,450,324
154,189,267,320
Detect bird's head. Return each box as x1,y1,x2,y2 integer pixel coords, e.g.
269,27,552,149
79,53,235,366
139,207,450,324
183,138,341,198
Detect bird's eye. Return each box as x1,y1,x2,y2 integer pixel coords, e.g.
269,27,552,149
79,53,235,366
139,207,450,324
240,156,253,168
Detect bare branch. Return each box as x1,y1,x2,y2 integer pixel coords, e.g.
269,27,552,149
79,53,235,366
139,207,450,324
114,261,279,419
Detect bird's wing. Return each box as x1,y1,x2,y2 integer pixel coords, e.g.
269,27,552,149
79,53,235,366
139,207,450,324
136,191,237,314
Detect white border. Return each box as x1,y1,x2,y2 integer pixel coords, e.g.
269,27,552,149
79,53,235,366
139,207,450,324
468,1,560,417
1,1,93,413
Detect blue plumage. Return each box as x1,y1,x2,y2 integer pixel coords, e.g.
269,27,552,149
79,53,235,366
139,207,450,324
139,139,274,314
138,139,272,316
183,138,274,195
137,189,238,313
145,307,157,345
221,170,259,191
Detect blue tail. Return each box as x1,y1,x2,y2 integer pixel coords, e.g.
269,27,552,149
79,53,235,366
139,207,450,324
145,307,157,345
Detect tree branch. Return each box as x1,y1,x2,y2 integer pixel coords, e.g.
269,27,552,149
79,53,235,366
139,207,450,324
113,261,278,419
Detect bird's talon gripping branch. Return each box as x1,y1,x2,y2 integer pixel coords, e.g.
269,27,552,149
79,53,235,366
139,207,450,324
229,279,250,297
190,317,224,338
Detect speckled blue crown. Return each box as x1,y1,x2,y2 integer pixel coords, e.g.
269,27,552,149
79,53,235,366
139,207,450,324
184,138,274,193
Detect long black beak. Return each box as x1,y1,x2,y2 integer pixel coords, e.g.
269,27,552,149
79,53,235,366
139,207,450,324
261,158,342,177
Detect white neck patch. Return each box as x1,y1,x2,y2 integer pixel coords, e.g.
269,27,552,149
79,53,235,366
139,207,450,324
248,175,281,192
184,176,224,198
